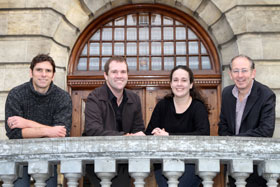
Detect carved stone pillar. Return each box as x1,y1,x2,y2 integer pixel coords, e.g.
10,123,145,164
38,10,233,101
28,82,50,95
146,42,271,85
259,160,280,187
230,159,253,187
196,159,220,187
162,159,184,187
61,160,83,187
129,159,150,187
0,162,17,187
95,159,116,187
28,161,50,187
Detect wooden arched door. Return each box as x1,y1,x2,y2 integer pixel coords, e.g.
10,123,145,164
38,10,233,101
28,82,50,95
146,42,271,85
68,4,221,136
67,3,222,186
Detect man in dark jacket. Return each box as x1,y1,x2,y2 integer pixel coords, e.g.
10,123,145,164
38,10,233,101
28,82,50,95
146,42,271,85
218,54,275,187
83,56,145,186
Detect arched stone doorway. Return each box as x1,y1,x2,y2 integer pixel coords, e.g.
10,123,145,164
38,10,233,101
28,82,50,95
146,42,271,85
67,4,221,137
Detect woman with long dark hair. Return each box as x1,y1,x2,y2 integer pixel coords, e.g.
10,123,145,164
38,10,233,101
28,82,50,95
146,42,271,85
146,65,210,187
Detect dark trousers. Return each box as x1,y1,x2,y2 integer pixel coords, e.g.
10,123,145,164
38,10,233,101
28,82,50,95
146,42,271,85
14,165,57,187
229,165,267,187
85,164,131,187
154,163,201,187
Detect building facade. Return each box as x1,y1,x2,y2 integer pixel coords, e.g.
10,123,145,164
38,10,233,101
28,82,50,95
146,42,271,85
0,0,280,139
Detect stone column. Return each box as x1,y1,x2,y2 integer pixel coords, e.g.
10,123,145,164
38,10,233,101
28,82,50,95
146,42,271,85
61,160,83,187
230,159,253,187
259,160,280,187
0,162,17,187
196,159,220,187
162,159,184,187
128,159,150,187
95,159,116,187
28,161,50,187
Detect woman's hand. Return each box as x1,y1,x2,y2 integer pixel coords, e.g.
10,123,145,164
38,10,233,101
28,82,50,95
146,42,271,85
151,128,169,136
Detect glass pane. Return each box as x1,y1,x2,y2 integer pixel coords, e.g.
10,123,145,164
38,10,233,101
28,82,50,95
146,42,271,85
201,42,207,54
176,27,186,40
139,57,149,71
151,14,161,25
175,21,183,25
151,27,161,40
91,30,100,40
77,58,87,70
89,58,99,71
176,57,187,66
127,57,137,70
176,42,186,55
139,27,149,40
152,57,162,70
164,27,173,40
139,42,149,55
102,28,112,41
102,43,112,55
101,57,109,70
114,43,124,55
115,17,124,26
81,44,87,55
127,14,137,26
189,56,199,69
151,42,161,55
127,28,137,40
89,43,99,55
127,43,137,55
164,42,174,55
139,13,149,25
115,28,124,40
164,57,174,70
202,56,211,69
188,29,198,39
105,22,112,26
189,42,199,54
163,16,173,25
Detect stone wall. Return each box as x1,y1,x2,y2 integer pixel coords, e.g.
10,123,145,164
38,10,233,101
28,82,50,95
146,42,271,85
0,0,279,139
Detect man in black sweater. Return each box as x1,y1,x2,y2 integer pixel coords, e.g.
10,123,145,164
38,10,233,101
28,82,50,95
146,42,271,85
5,54,72,186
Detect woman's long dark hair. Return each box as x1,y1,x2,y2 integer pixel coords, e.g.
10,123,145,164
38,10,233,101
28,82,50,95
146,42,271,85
165,65,210,112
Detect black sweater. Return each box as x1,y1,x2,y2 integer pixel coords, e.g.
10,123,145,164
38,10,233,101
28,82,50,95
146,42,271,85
5,79,72,139
145,97,210,135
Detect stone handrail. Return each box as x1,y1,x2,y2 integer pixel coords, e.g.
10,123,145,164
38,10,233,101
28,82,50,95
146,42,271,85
0,136,280,187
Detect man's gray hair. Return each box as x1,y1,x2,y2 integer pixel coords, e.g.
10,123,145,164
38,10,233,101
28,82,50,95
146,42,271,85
229,54,255,70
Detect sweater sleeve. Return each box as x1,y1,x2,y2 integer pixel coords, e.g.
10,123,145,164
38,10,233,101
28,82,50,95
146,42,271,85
5,89,24,139
145,100,162,135
52,91,72,137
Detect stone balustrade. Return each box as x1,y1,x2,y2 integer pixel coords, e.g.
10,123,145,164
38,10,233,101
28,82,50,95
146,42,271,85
0,136,280,187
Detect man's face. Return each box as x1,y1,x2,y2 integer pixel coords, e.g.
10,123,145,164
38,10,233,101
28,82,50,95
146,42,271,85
30,61,54,94
229,57,256,93
104,60,128,93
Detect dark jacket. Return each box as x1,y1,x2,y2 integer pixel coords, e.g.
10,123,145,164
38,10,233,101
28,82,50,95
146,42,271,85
218,80,275,137
83,84,145,136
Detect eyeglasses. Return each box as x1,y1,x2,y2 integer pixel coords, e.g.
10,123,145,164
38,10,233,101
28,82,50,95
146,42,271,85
231,68,250,74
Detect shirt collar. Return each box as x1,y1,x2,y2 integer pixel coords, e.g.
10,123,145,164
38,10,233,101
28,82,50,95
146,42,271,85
105,83,127,102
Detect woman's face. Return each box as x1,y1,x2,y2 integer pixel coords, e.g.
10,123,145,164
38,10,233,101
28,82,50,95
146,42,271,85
170,68,193,98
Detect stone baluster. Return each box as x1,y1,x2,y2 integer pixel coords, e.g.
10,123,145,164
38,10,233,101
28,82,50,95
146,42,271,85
128,159,150,187
196,159,220,187
95,159,116,187
230,159,253,187
61,160,83,187
28,161,50,187
0,162,17,187
258,160,280,187
162,159,184,187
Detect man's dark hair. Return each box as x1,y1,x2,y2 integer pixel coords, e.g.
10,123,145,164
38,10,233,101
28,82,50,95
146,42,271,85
104,56,128,75
30,54,56,73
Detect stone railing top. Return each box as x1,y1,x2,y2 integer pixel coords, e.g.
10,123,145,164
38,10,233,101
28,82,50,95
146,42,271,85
0,136,280,163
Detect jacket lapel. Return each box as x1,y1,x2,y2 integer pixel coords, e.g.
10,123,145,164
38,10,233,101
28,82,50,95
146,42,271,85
229,92,237,133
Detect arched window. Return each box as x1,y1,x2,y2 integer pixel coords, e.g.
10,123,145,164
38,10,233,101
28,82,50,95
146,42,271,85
68,4,221,137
